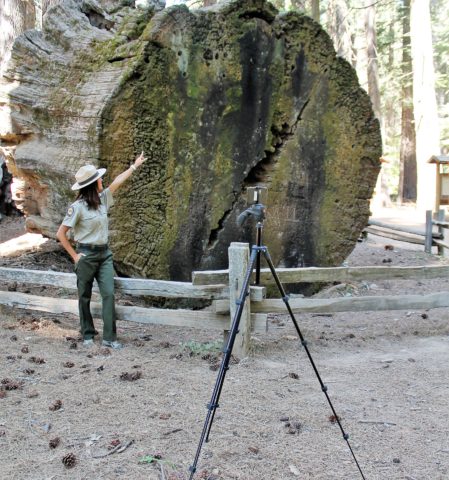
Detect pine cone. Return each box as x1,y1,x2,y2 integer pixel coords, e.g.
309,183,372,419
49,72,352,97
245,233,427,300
49,437,61,449
62,452,76,468
49,399,63,411
119,371,142,381
1,378,23,390
29,356,45,364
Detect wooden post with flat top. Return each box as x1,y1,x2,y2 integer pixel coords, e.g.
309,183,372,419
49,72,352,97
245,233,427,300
437,209,445,256
425,210,433,254
228,242,251,358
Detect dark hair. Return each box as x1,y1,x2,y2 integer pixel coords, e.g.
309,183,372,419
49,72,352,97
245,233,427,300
76,181,100,210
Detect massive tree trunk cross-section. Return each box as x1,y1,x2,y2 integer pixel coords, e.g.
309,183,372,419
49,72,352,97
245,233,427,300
0,0,381,281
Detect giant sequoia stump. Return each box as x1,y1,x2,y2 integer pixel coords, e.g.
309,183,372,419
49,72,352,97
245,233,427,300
0,0,381,280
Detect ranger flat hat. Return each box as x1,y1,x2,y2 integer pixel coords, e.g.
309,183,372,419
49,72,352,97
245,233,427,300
71,165,106,190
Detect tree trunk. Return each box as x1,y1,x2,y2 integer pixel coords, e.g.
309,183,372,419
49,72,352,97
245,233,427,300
0,159,16,216
398,0,417,203
365,1,387,207
326,0,354,65
0,0,35,76
365,4,381,121
411,0,440,211
382,18,396,138
311,0,319,22
290,0,306,12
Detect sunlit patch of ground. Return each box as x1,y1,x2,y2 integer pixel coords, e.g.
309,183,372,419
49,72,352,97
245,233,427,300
0,216,50,257
0,232,48,257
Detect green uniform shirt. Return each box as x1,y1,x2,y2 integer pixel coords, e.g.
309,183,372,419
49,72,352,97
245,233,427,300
62,188,114,245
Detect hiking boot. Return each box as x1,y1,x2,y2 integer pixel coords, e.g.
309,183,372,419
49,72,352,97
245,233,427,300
83,339,94,347
102,340,124,350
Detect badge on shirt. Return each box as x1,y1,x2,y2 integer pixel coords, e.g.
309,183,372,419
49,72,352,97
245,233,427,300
66,206,74,217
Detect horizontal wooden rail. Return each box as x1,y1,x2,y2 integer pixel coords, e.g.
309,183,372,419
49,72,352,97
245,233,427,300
192,264,449,286
432,239,449,250
253,291,449,313
211,291,449,314
366,212,449,255
1,283,447,326
0,267,228,300
0,290,268,333
2,262,449,343
433,220,449,228
367,219,431,237
5,264,449,291
364,226,425,245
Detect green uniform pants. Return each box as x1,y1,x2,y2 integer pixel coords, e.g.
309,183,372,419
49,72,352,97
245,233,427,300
75,247,116,342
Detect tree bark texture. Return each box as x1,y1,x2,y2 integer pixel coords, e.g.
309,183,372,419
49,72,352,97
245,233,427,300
326,0,354,65
398,0,416,203
365,2,389,207
365,3,381,123
0,156,18,216
411,0,439,211
311,0,319,22
41,0,62,16
0,0,381,280
0,0,36,76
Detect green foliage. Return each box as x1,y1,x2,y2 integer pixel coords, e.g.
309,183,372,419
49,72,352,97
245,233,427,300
180,339,222,355
139,454,176,468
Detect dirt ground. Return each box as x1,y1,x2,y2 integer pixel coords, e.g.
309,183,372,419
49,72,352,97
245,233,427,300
1,215,449,480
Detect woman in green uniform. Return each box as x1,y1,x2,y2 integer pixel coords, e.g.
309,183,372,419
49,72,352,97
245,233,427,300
56,152,146,349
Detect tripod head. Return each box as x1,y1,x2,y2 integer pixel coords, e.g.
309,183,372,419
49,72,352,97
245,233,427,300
236,186,267,227
236,202,266,226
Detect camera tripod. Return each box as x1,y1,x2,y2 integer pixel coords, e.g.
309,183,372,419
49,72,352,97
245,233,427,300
189,196,366,480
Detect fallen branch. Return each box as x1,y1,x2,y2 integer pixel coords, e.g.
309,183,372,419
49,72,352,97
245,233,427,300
358,420,396,426
162,428,183,436
92,439,134,458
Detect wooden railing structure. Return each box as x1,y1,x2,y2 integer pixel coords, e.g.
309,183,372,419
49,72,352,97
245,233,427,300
365,209,449,256
2,242,449,355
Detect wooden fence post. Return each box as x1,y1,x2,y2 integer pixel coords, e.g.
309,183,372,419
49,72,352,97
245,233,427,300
437,209,445,256
425,210,433,254
228,242,251,358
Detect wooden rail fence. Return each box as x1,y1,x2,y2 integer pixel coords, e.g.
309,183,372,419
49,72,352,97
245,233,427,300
1,242,449,356
365,209,449,256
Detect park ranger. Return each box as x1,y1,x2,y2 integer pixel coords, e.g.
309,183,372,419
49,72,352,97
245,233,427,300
56,152,146,349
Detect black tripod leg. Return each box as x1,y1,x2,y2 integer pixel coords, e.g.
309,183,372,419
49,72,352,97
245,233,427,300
261,248,366,480
189,247,259,480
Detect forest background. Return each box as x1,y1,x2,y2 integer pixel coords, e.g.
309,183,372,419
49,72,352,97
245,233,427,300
1,0,448,211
